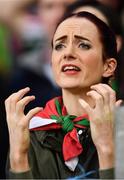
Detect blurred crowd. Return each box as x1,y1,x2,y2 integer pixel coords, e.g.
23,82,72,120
0,0,124,178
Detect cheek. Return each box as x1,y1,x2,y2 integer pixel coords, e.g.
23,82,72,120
51,56,59,76
84,57,97,69
51,51,61,69
84,53,103,68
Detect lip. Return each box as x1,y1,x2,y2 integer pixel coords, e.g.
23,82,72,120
61,64,81,71
61,64,81,75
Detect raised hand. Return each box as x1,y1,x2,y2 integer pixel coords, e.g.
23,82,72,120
79,83,122,169
5,87,42,172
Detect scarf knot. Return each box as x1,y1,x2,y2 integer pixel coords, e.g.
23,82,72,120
52,115,76,133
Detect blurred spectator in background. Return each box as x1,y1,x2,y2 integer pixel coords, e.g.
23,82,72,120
0,0,76,178
0,0,77,111
0,21,13,179
66,0,124,100
97,0,124,14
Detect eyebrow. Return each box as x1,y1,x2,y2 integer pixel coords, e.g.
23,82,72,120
55,35,67,42
75,35,90,42
54,35,90,43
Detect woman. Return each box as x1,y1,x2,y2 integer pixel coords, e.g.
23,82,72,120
5,12,122,179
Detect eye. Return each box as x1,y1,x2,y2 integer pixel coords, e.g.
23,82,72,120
79,42,91,50
54,43,65,51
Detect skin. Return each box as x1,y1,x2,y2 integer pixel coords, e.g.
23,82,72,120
52,17,121,169
73,6,122,53
5,16,122,172
5,87,42,172
52,18,109,91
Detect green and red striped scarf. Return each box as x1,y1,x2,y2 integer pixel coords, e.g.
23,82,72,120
29,97,90,170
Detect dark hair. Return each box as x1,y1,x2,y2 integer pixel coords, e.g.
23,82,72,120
53,11,117,60
52,11,117,84
66,0,122,36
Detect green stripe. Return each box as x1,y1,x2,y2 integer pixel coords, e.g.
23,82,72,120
55,99,62,115
76,119,89,126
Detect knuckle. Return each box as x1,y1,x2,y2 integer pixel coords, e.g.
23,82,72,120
9,97,14,103
17,100,23,107
5,93,16,104
10,97,16,105
96,95,102,101
103,91,109,97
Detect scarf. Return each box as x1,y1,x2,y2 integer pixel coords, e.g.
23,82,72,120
29,97,90,171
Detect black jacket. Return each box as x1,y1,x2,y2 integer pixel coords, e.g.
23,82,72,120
6,128,114,179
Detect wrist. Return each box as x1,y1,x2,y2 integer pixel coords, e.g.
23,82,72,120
97,148,115,169
10,152,30,172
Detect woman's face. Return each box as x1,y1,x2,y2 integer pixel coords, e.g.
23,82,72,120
52,17,110,90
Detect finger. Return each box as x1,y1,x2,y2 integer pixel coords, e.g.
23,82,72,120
87,90,104,109
5,97,11,115
13,87,30,102
79,98,91,115
16,96,36,115
91,84,110,106
98,83,116,109
5,92,18,114
5,87,30,114
115,99,123,107
25,107,43,125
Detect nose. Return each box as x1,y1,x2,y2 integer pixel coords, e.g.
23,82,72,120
63,44,76,60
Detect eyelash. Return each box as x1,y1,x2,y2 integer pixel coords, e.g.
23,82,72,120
54,42,91,51
78,42,91,49
54,44,65,51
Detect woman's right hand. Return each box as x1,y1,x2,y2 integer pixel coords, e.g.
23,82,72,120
5,87,42,172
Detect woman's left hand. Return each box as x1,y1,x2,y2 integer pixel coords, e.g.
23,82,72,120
79,83,122,169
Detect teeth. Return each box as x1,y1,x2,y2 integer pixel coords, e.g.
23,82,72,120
63,66,80,72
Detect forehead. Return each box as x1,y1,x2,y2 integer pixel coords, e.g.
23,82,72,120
53,17,100,41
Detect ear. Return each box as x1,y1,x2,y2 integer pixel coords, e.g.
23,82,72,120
102,58,117,78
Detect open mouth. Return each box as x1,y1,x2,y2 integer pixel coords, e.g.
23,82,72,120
62,64,81,72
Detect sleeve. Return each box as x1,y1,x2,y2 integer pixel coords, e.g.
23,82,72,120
8,169,33,179
99,168,114,179
5,144,34,179
6,156,33,179
6,132,40,179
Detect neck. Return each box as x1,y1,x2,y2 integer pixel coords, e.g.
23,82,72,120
62,88,94,116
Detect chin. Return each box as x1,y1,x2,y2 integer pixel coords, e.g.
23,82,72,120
57,81,81,90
